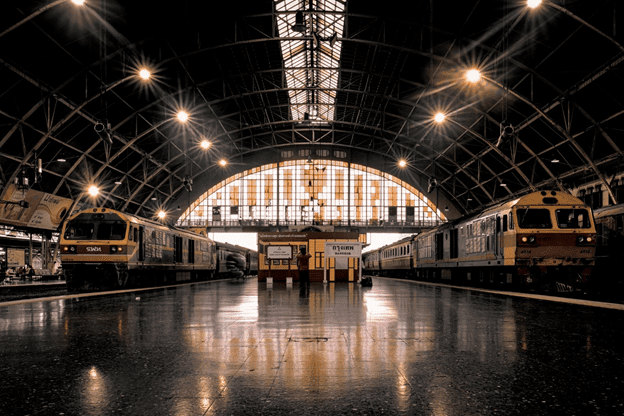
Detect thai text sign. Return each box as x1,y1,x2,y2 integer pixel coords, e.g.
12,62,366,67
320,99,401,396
324,242,362,257
267,245,293,259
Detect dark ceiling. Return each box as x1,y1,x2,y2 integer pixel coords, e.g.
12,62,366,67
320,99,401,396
1,0,623,221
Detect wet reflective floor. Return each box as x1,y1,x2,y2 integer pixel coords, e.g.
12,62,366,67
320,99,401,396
1,278,624,415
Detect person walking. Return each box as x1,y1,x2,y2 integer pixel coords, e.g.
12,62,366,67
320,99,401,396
296,246,312,288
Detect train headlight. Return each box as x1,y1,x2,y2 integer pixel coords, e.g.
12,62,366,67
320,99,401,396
63,245,77,253
109,246,123,253
576,236,594,245
520,235,536,245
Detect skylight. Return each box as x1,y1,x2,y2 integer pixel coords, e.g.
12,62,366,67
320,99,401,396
274,0,345,123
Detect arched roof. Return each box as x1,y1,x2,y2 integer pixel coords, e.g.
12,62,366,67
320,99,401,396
1,0,622,221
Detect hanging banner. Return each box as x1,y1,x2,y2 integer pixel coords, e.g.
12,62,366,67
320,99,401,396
0,184,73,231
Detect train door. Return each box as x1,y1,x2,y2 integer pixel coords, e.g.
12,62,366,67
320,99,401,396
138,226,145,262
174,236,183,263
435,233,444,260
450,229,458,259
495,216,501,257
188,239,195,264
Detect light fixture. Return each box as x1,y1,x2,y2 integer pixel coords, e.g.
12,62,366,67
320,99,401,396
398,160,407,168
500,183,507,187
291,11,307,33
200,139,211,149
182,177,192,192
427,177,437,193
219,159,227,166
551,159,560,163
72,0,86,5
465,69,482,83
94,121,113,145
57,158,66,163
114,178,123,185
496,124,515,148
15,168,29,191
158,211,166,219
88,185,99,197
444,206,449,212
138,68,151,80
527,0,542,9
434,112,445,123
177,111,189,123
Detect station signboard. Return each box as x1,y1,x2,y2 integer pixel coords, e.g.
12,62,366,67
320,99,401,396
266,245,293,259
324,242,362,258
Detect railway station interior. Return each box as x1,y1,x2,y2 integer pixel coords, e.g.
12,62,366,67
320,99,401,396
2,1,624,415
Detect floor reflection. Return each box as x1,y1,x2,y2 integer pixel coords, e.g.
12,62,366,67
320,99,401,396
1,278,623,415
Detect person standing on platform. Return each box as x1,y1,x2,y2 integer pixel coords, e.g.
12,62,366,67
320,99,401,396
296,247,312,288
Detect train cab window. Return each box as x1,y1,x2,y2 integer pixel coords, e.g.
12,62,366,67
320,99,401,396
555,209,591,229
503,215,508,232
96,222,127,240
517,208,552,229
128,226,134,241
64,221,94,240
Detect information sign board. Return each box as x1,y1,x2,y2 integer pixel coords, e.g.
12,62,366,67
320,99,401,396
267,245,293,259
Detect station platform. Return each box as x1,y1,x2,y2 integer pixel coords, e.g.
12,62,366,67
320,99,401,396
1,277,623,415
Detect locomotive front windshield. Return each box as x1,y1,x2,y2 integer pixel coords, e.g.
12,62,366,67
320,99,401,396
517,208,552,229
555,209,592,229
64,218,127,241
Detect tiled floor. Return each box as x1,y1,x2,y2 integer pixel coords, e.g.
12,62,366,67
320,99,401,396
1,278,623,415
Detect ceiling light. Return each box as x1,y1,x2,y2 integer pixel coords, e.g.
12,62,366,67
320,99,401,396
219,159,227,166
177,111,189,123
88,185,99,197
57,158,66,163
72,0,85,5
200,140,211,149
158,211,166,219
434,112,445,123
139,69,151,80
527,0,542,9
398,160,407,167
291,11,307,33
465,69,482,83
551,159,559,163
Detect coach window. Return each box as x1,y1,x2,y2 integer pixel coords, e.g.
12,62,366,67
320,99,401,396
503,215,508,232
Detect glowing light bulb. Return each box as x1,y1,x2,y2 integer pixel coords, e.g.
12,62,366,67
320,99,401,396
139,69,151,80
219,159,227,166
72,0,86,5
434,112,446,123
465,69,482,83
177,111,189,123
527,0,542,9
398,160,407,167
88,185,99,197
200,140,211,149
158,211,166,219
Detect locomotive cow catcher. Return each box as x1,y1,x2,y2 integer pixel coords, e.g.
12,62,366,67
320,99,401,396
364,191,597,292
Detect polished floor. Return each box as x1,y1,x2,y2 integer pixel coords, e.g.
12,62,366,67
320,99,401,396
1,278,624,416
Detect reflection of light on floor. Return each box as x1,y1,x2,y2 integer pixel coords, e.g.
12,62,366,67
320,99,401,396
363,292,398,321
218,295,258,322
81,366,109,413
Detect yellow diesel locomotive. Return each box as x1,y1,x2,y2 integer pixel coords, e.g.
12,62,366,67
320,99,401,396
60,208,217,289
364,191,596,291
